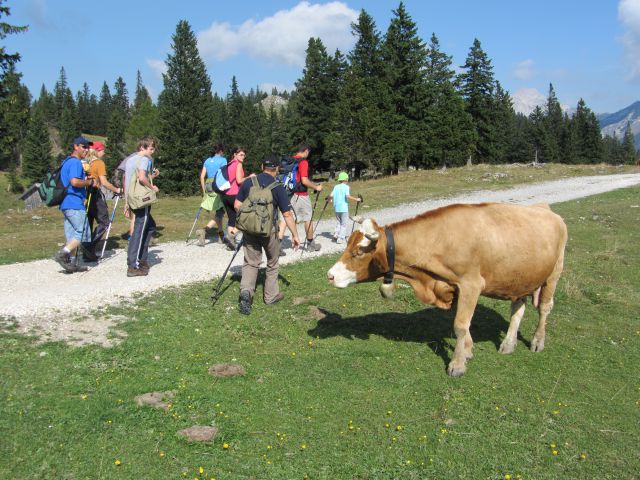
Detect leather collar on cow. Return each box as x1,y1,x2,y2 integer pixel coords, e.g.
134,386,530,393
383,227,395,285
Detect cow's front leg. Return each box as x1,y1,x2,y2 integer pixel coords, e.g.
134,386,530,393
448,283,481,377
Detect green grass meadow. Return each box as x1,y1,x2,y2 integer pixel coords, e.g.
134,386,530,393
1,187,639,478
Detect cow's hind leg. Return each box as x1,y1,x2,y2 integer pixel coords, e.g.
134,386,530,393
499,298,526,354
447,283,481,377
531,253,564,352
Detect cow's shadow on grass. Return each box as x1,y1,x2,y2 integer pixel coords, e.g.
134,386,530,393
308,304,522,371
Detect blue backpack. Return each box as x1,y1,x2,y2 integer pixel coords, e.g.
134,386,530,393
213,164,231,194
277,157,304,196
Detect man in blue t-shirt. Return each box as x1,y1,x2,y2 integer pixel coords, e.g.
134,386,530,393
196,143,226,246
233,155,301,315
54,136,95,273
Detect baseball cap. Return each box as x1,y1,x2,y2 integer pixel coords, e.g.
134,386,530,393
337,171,349,182
91,141,106,151
262,154,279,168
72,136,92,147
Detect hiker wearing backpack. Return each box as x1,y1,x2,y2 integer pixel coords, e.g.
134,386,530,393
53,136,96,273
83,141,123,261
196,143,226,246
281,142,323,253
234,155,301,315
124,137,159,277
221,146,252,250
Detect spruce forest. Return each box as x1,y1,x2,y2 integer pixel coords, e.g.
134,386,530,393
1,3,638,196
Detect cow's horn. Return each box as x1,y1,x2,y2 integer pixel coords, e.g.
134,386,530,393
379,282,395,299
350,215,364,224
365,231,380,241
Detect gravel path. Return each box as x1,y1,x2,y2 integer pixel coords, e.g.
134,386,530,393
2,172,639,345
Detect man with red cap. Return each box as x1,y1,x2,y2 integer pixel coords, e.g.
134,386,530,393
84,140,123,260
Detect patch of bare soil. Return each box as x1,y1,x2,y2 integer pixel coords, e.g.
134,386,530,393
177,425,219,442
308,306,327,321
208,363,246,378
134,390,177,410
292,294,323,306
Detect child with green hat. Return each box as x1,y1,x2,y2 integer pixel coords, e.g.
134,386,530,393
329,171,362,244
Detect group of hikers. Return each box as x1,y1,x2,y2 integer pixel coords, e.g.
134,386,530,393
53,137,361,315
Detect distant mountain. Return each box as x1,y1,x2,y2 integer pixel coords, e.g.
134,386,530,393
599,101,640,149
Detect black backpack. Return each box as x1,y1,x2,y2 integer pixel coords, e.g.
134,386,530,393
111,154,134,189
38,159,70,207
276,157,304,196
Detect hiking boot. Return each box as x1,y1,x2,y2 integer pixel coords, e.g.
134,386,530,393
265,292,285,306
306,240,321,252
54,249,73,272
279,248,286,257
217,231,225,244
66,263,89,273
138,260,150,273
195,229,206,246
336,238,345,244
239,290,252,315
225,236,237,251
127,267,148,277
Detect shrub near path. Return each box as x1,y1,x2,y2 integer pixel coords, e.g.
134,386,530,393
0,188,639,478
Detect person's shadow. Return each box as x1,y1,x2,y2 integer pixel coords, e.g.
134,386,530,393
308,303,520,372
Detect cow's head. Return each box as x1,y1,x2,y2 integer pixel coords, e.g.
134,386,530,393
327,217,391,293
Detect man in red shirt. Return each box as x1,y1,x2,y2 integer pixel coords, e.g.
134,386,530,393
286,142,323,251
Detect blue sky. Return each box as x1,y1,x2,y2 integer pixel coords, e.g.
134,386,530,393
4,0,640,115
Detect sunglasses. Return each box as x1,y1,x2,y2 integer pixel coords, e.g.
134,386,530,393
78,144,89,149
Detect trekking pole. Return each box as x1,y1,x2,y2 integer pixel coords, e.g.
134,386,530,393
310,196,330,244
186,207,203,243
211,235,244,305
99,194,120,259
350,194,364,235
75,187,93,268
302,189,321,252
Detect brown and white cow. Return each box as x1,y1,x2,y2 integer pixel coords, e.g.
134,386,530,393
327,203,568,376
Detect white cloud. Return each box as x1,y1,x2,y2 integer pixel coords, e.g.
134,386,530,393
513,59,535,81
619,0,640,81
512,88,546,115
146,58,167,80
197,1,359,66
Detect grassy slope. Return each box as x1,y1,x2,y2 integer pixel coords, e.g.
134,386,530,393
0,186,638,479
0,163,637,264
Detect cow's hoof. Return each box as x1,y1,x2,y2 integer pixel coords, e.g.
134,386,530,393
447,363,466,377
530,337,545,353
498,340,516,354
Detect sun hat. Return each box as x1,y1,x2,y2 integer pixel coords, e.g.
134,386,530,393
337,171,349,182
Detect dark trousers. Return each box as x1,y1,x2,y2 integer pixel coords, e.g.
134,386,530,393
86,189,109,252
127,206,156,268
222,194,237,227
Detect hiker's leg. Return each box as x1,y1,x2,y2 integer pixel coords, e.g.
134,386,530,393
139,208,156,264
127,208,147,268
338,212,348,240
240,234,262,299
223,194,237,236
90,192,109,250
263,233,281,303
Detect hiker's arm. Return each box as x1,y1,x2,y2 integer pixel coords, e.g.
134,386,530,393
100,175,122,195
236,164,247,185
137,169,158,191
301,176,322,192
347,195,361,202
234,198,242,211
70,176,93,188
200,167,207,194
282,210,300,249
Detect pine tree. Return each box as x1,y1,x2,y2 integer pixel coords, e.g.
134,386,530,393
157,20,214,194
289,37,341,171
621,121,637,164
76,83,95,134
32,84,56,126
423,33,475,168
53,67,74,127
126,72,158,153
382,2,430,171
492,82,516,163
543,84,563,162
105,77,130,169
571,98,603,164
0,0,27,97
22,108,53,182
95,82,112,136
0,66,30,169
458,38,499,163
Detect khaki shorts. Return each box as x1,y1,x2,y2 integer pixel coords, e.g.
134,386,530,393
291,194,313,223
